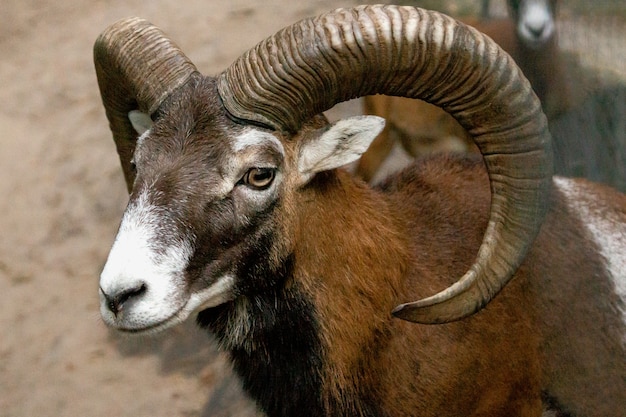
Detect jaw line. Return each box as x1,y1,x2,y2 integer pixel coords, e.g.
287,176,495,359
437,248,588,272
116,274,236,335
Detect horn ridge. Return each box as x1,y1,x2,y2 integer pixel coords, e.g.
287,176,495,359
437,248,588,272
94,17,198,190
218,5,553,323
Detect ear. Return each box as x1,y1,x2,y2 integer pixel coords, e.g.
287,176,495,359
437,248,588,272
128,110,153,135
298,116,385,180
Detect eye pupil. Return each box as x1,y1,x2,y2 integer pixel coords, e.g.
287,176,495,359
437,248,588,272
244,168,275,189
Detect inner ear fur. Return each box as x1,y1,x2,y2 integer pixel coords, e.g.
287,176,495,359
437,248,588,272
297,116,385,178
128,110,153,135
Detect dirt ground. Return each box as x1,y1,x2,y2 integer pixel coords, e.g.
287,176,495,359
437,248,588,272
0,1,624,416
0,1,362,416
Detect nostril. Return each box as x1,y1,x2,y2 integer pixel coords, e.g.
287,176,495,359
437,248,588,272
526,22,546,38
101,283,147,316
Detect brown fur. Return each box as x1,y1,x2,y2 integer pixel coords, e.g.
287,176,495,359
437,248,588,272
113,79,624,416
532,179,626,416
274,154,625,416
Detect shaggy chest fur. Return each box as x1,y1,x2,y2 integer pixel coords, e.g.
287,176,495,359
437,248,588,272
196,253,385,417
194,244,325,416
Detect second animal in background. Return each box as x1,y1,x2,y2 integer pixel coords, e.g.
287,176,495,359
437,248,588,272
356,0,569,182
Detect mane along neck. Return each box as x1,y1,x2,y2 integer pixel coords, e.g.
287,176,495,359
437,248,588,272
198,170,407,416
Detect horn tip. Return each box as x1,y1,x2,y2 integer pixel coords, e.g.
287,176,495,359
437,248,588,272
391,302,448,324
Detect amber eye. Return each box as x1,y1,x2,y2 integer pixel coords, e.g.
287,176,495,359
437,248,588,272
241,167,276,190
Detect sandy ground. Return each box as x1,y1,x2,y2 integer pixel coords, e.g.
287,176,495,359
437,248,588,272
1,1,624,416
0,1,362,416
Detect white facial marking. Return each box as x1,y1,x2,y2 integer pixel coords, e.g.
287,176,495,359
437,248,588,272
518,1,555,46
136,128,151,148
233,128,284,154
150,274,236,335
99,191,190,330
226,128,285,199
99,190,234,333
187,274,235,313
554,177,626,332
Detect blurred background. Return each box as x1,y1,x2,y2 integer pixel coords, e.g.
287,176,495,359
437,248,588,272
0,1,623,416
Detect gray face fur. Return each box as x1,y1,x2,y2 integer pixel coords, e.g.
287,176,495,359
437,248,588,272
98,77,384,334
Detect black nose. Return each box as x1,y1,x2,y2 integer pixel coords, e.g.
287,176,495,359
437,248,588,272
101,283,147,315
526,22,546,38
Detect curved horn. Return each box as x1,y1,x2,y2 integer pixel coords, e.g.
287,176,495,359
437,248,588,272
94,17,198,191
218,5,553,323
